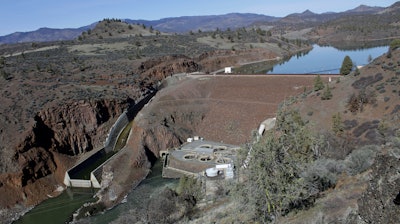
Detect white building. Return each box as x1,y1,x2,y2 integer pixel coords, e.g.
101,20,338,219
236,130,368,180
224,67,232,74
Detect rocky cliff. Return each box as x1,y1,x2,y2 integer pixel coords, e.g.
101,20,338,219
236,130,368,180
0,98,131,208
0,52,203,217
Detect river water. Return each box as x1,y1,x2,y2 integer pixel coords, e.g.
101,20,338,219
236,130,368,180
13,188,96,224
77,160,178,224
268,45,389,74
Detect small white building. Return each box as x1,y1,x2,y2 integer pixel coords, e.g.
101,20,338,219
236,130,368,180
224,67,232,74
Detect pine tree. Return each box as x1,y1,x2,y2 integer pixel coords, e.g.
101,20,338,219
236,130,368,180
313,74,324,91
321,84,333,100
332,112,344,136
354,66,360,76
340,55,353,76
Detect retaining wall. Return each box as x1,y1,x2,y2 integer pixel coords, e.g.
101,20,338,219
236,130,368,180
104,92,156,153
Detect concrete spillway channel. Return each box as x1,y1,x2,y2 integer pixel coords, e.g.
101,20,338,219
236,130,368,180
64,121,133,188
15,92,156,224
63,91,156,189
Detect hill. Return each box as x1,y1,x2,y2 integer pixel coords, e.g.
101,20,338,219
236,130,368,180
126,13,278,33
0,24,96,44
0,3,399,223
177,43,400,224
0,19,310,222
0,4,390,45
273,40,400,224
306,2,400,48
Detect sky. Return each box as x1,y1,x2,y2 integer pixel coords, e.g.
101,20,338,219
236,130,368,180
0,0,398,36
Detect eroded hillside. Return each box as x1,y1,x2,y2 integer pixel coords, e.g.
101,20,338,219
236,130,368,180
0,20,308,222
181,45,400,224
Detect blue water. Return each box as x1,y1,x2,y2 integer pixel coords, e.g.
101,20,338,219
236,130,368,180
268,45,389,74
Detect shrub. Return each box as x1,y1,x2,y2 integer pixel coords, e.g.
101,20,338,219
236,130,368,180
354,66,360,76
389,39,400,51
302,158,344,194
347,89,377,113
147,187,193,223
347,93,360,113
235,108,321,222
321,84,333,100
352,73,383,89
176,175,203,201
332,112,344,136
345,145,378,175
313,74,324,91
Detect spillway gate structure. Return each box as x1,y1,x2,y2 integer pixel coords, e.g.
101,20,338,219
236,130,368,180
63,92,156,188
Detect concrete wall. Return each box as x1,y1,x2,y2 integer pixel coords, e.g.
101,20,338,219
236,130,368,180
90,173,101,188
64,172,92,188
104,91,156,153
64,91,157,189
104,112,129,153
69,179,92,188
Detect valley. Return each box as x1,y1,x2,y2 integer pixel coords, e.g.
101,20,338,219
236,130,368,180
0,2,400,223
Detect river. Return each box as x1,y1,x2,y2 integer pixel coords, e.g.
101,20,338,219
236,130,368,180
13,188,96,224
268,45,389,74
76,160,178,224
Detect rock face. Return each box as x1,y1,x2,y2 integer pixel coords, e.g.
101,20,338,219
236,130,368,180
138,55,201,87
357,153,400,223
0,53,203,213
0,98,130,208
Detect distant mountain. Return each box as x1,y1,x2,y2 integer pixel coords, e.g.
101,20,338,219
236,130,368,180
0,4,390,44
126,13,279,33
0,24,96,44
344,4,384,14
278,5,384,25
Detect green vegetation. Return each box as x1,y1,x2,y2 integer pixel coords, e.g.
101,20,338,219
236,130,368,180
332,112,344,136
230,102,392,222
347,89,377,113
389,39,400,51
354,66,360,76
313,74,324,91
340,55,353,75
176,175,203,201
345,145,378,175
388,39,400,58
321,84,333,100
234,108,321,222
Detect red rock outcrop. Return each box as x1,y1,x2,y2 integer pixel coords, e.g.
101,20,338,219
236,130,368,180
0,98,130,208
0,54,203,213
138,55,201,87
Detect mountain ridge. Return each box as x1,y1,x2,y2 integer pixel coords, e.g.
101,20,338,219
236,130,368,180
0,4,391,44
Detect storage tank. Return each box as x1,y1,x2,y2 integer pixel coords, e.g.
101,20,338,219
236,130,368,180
206,167,219,177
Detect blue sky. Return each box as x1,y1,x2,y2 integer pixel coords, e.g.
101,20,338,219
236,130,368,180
0,0,398,36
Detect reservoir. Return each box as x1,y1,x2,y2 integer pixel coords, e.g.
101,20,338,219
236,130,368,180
268,45,389,74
